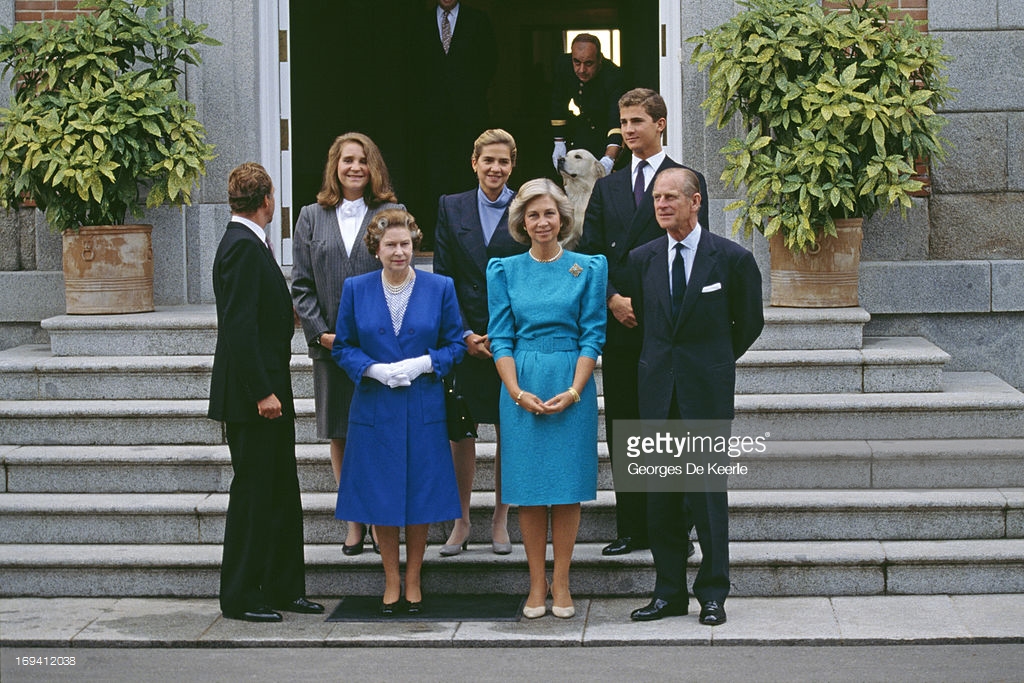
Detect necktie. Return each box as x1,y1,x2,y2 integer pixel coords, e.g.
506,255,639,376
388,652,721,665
672,243,686,316
633,160,647,207
441,11,452,54
265,235,275,259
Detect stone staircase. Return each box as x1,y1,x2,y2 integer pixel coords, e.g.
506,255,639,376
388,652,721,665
1,305,1023,599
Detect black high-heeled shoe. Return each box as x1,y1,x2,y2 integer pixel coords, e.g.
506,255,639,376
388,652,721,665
379,599,400,616
341,524,366,556
406,600,422,615
370,525,380,554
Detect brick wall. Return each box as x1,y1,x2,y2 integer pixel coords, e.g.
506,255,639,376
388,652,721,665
823,0,928,29
14,1,94,23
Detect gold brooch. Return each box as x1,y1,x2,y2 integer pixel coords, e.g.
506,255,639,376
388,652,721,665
569,263,583,277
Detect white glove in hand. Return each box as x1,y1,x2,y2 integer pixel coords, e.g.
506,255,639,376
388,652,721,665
552,140,567,169
365,363,411,388
599,155,614,175
392,354,433,383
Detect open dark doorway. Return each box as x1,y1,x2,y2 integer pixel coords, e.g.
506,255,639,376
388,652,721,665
289,0,659,249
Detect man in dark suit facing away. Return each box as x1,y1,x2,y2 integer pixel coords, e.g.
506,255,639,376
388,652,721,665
578,88,709,557
627,167,763,625
209,162,323,623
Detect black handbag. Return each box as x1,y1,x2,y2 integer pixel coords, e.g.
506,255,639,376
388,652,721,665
443,374,477,442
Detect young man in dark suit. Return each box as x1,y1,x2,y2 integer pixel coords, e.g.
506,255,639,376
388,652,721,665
627,168,763,625
579,88,709,557
209,162,323,623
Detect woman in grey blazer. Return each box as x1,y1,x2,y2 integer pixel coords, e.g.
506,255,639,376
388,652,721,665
291,132,402,554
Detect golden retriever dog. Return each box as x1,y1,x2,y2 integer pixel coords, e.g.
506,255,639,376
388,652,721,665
557,148,606,250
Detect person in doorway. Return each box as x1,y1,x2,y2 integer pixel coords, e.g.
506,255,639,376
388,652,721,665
291,132,402,555
411,0,497,247
550,33,626,176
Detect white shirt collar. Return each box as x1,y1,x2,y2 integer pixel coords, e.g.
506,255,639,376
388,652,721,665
437,3,459,29
632,149,666,176
231,215,267,243
668,223,702,253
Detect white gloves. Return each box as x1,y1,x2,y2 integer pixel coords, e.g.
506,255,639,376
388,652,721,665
599,155,614,175
552,140,567,169
392,354,433,383
364,363,410,388
364,355,433,388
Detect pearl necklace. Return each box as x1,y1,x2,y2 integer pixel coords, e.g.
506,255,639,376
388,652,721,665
529,245,563,263
382,268,414,294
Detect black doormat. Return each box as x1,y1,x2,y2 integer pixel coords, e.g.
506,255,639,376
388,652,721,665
326,594,524,622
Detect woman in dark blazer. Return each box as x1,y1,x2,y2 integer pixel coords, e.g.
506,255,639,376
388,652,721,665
333,209,465,614
432,129,528,555
291,132,402,554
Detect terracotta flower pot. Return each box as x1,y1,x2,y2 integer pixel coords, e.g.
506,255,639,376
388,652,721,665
769,218,862,308
62,224,155,314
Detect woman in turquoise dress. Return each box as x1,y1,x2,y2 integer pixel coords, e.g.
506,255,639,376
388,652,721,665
486,178,607,619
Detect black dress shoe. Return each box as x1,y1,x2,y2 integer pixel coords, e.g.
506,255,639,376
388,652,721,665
223,606,283,623
379,600,401,616
273,597,324,614
341,540,364,556
603,537,648,556
699,600,727,626
630,598,688,621
406,600,422,615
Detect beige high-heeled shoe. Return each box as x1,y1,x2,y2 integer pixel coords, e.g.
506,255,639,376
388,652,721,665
551,602,575,618
522,603,547,619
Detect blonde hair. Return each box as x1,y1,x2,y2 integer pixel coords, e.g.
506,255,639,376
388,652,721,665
472,128,517,166
506,178,574,245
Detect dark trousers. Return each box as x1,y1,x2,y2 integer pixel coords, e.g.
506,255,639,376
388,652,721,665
220,417,306,614
647,396,731,606
602,344,647,544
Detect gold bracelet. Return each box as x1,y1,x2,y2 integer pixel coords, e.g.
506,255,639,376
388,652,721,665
515,390,524,403
567,387,581,403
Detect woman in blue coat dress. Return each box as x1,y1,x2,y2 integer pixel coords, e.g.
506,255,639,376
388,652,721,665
487,179,607,619
333,209,465,614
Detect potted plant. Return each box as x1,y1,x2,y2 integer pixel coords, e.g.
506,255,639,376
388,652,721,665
689,0,954,306
0,0,217,314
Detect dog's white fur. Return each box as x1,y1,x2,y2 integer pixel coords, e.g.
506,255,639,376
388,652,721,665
558,148,606,250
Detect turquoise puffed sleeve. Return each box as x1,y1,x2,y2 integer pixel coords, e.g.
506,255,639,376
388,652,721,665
486,258,515,360
578,254,608,360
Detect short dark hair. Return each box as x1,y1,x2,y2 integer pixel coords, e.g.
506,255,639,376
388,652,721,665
571,33,602,54
364,208,423,256
227,163,273,214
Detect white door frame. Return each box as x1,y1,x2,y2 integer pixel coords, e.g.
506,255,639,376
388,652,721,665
257,0,292,265
659,0,683,159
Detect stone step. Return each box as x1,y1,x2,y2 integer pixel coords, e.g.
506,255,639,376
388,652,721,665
3,372,1022,445
2,489,1020,545
40,305,874,357
5,439,1024,494
737,337,949,394
0,345,315,400
0,335,946,400
2,539,1021,597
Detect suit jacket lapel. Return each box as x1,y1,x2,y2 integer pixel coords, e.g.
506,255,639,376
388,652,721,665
648,237,674,327
455,192,490,275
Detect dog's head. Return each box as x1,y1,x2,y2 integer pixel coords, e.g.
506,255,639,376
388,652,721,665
558,148,606,185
